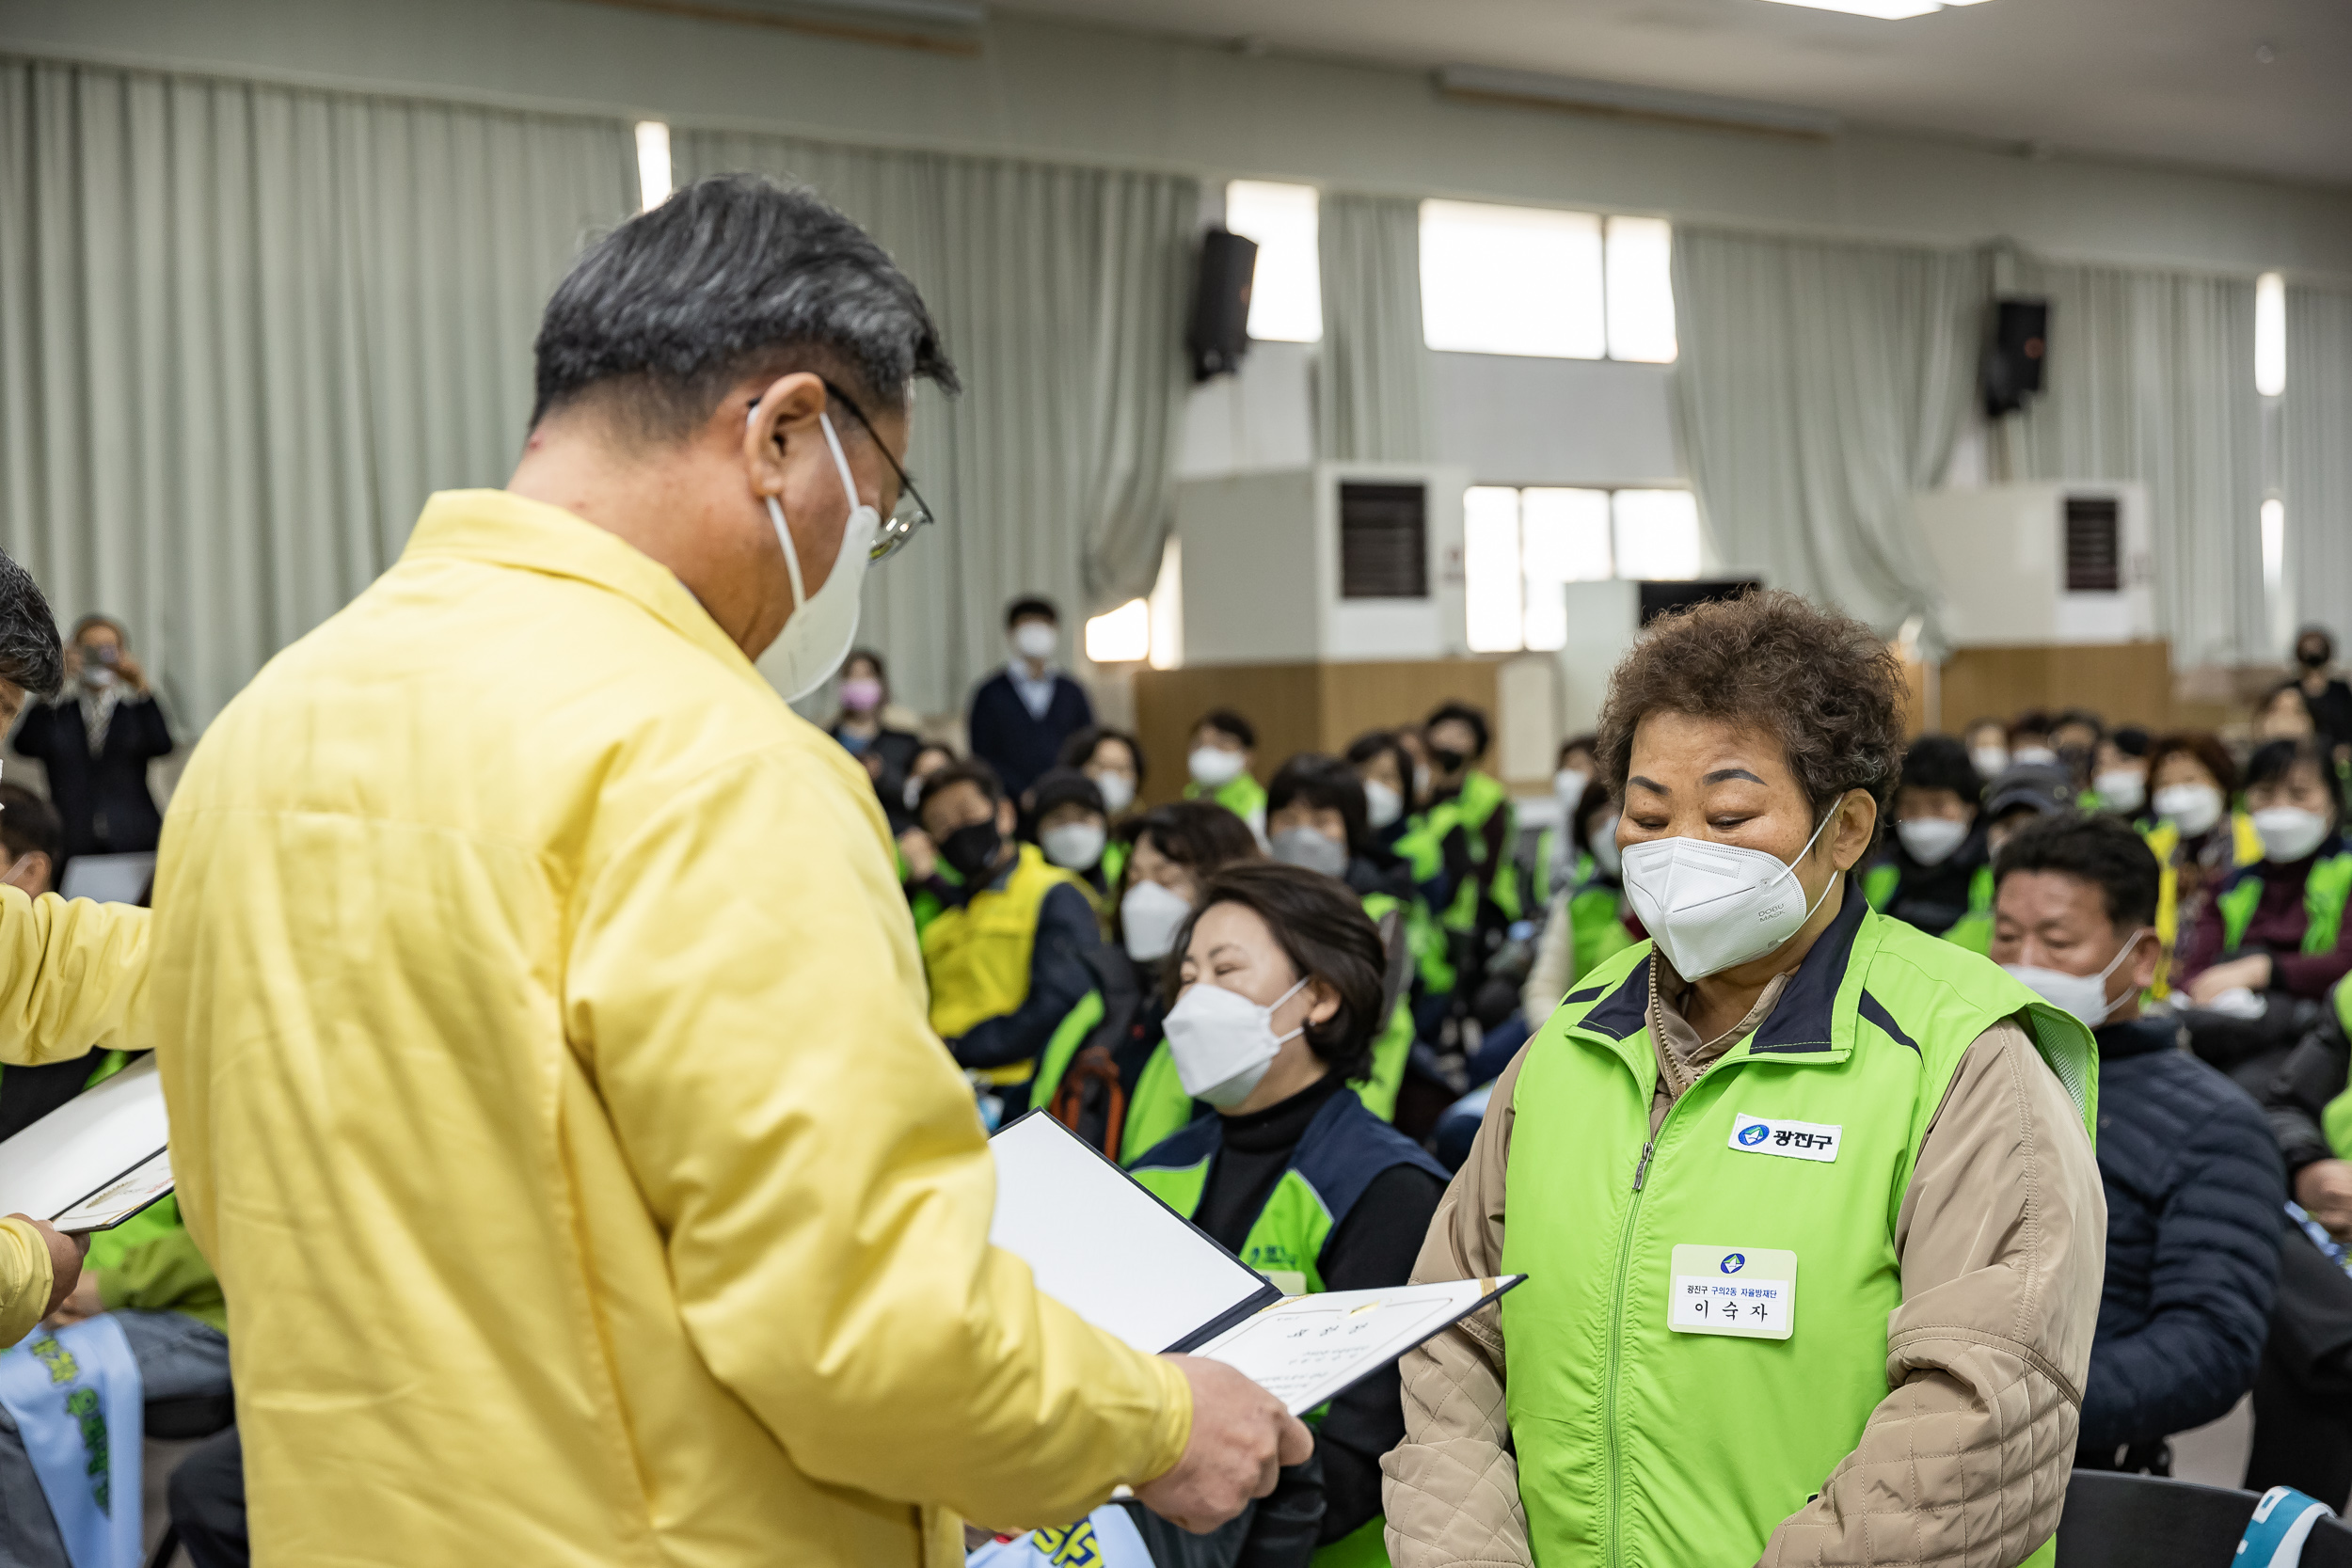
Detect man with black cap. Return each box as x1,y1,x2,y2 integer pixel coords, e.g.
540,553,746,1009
1940,762,2076,951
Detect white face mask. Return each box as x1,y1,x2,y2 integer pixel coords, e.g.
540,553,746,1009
1164,975,1309,1109
1190,746,1247,789
1897,816,1969,867
2012,746,2059,768
1270,825,1350,879
2004,928,2149,1028
1091,771,1136,816
1553,768,1591,808
1587,816,1622,879
1970,746,2010,779
1120,879,1192,962
2253,805,2332,864
1363,780,1404,831
2094,770,2147,815
1010,622,1058,663
2152,783,2224,839
1040,821,1106,871
1620,808,1841,981
759,411,880,702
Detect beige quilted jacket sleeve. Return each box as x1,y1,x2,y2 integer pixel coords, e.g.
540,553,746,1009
1756,1019,2106,1568
1382,1047,1536,1568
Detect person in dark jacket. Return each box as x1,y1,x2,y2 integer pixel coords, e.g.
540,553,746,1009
965,596,1092,800
1988,812,2284,1472
1864,734,1989,938
9,615,173,865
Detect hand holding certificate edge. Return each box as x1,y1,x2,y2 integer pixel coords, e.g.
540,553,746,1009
1133,1354,1313,1534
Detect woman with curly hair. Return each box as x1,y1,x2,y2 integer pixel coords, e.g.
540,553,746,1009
1384,590,2106,1568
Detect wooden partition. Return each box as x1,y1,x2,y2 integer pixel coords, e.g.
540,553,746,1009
1133,660,1503,806
1934,641,2176,732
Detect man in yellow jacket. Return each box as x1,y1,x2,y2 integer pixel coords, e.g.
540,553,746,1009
48,177,1304,1564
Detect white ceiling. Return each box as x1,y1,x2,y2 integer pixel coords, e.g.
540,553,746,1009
1002,0,2352,188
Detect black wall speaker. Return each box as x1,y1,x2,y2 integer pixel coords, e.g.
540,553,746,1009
1983,297,2049,417
1187,228,1258,383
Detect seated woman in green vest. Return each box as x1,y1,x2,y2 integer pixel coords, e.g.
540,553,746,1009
1130,862,1448,1568
1028,802,1261,1163
1384,588,2103,1568
1263,752,1424,1120
2180,736,2352,1013
1058,725,1148,891
1519,733,1600,912
1184,708,1266,843
1862,733,1991,939
914,760,1100,1117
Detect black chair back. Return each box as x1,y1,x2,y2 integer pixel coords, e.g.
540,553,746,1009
2058,1469,2352,1567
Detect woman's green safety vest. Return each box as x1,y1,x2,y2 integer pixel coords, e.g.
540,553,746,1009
2216,848,2352,958
1129,1087,1448,1568
1497,893,2096,1568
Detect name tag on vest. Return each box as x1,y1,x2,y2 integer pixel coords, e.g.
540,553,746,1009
1668,1245,1796,1339
1728,1113,1841,1163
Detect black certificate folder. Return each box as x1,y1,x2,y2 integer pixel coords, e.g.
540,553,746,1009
988,1109,1283,1354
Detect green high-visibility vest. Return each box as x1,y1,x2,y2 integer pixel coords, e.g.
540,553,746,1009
1184,772,1267,834
1131,1087,1449,1568
2217,849,2352,957
1498,895,2095,1568
1565,882,1636,987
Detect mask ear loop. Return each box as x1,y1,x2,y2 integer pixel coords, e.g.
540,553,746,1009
2086,927,2155,1023
1266,974,1312,1046
1785,796,1850,925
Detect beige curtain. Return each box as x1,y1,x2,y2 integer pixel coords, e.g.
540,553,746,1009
0,54,639,729
1671,227,1985,650
1316,193,1435,462
675,131,1198,717
2284,286,2352,639
2012,259,2266,665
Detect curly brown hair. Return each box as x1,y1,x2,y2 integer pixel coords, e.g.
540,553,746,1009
1597,590,1906,847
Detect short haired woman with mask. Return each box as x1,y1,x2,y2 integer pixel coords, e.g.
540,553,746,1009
2180,736,2352,1013
1385,590,2104,1568
1026,801,1258,1163
2142,731,2261,997
1263,752,1425,1119
1127,863,1448,1567
1057,726,1147,890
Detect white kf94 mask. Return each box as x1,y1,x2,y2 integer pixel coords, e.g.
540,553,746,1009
2003,929,2150,1028
1620,810,1842,982
1163,975,1309,1109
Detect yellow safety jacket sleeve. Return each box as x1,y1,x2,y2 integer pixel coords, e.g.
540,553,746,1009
567,745,1191,1530
0,886,150,1065
0,1214,53,1349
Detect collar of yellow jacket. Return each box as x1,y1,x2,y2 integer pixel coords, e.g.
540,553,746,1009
405,489,770,690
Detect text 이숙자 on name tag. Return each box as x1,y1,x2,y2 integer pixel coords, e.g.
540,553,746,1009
1727,1112,1840,1163
1668,1245,1796,1339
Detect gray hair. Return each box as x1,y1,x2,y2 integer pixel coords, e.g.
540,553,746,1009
531,174,958,442
0,553,62,700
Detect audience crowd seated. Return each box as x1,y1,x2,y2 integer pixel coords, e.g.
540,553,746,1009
21,551,2352,1562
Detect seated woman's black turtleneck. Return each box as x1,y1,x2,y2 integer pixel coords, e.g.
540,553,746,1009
1190,1073,1448,1560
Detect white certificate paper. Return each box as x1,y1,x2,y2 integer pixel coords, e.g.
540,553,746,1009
1197,1276,1524,1415
48,1148,175,1233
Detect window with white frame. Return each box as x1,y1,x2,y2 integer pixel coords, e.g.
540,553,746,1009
1464,484,1703,653
1224,181,1322,344
1420,201,1676,363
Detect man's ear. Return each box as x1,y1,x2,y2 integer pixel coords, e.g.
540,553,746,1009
740,372,830,498
2127,927,2162,993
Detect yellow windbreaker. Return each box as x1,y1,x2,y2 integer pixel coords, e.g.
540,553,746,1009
143,490,1189,1565
0,888,151,1344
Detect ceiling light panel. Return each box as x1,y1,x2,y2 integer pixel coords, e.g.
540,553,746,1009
1756,0,1950,18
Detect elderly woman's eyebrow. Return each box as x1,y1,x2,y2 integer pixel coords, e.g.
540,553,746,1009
1702,768,1767,786
1628,775,1667,795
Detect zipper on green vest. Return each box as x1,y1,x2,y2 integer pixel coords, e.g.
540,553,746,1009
1604,1132,1658,1568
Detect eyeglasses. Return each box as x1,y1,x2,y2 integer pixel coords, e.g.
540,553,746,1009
818,379,937,563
